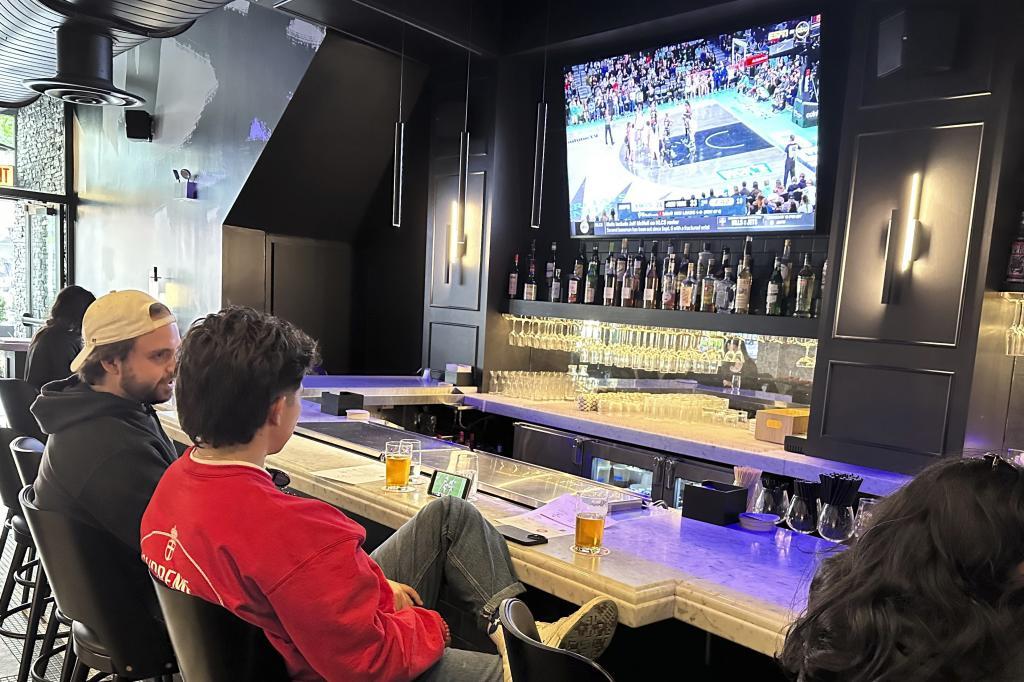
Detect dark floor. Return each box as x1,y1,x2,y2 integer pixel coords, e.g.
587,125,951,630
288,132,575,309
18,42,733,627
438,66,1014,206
0,521,68,681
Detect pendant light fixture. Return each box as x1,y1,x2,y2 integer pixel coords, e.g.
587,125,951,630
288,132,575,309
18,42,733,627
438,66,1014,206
447,3,472,285
391,21,406,227
530,0,552,229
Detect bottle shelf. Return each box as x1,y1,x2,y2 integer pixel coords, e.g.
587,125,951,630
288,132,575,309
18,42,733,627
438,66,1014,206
507,300,820,339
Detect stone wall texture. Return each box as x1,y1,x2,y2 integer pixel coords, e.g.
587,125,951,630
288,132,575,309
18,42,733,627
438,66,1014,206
10,96,65,335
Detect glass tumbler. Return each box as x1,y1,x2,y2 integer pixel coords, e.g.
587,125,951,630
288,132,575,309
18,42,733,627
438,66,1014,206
572,488,610,556
454,452,480,501
399,439,423,485
853,498,880,537
785,480,820,535
817,503,856,542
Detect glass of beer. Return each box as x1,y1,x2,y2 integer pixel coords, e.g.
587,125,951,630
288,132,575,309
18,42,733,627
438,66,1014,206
572,488,610,556
400,439,424,485
454,452,480,501
384,441,413,492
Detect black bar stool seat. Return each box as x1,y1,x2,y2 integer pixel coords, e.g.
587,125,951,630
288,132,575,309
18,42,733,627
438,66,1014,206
498,598,615,682
151,577,289,681
19,486,177,682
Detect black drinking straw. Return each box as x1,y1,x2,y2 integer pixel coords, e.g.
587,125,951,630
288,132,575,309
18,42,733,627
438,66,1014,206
818,472,863,507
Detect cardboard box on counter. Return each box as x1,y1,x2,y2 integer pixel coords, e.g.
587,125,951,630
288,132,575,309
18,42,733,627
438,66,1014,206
754,408,810,444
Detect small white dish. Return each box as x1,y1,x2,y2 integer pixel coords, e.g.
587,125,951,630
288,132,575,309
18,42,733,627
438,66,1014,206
739,512,780,532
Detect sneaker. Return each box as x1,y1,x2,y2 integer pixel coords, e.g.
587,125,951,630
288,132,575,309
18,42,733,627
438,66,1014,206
536,597,618,660
487,620,514,682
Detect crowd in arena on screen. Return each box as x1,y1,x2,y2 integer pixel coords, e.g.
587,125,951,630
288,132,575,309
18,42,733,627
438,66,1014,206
585,174,815,224
564,28,819,127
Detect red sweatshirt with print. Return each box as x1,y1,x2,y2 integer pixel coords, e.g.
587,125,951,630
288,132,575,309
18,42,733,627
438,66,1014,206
140,451,446,681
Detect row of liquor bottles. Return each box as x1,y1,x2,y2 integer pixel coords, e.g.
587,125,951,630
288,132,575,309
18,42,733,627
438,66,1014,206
507,238,827,318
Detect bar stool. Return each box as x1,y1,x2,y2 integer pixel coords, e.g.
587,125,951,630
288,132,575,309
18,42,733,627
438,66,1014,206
498,599,615,682
11,438,70,682
19,486,177,682
0,380,45,443
0,430,40,642
151,578,290,681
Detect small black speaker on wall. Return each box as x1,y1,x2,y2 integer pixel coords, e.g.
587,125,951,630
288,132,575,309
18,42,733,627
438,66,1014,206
877,6,961,78
125,110,153,141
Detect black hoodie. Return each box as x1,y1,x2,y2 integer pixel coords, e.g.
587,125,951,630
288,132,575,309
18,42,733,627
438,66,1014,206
30,376,178,553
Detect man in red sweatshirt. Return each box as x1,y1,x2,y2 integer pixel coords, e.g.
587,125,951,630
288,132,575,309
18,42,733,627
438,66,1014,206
140,307,617,681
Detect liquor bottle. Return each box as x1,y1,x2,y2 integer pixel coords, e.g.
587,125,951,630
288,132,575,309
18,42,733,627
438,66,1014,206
779,238,794,299
697,241,714,275
1006,211,1024,284
700,259,717,312
643,242,660,309
621,250,637,308
567,248,584,303
615,238,630,285
661,252,677,310
678,262,697,311
545,242,558,294
681,242,692,267
584,245,600,304
734,255,753,314
794,254,816,318
507,254,520,299
715,266,736,313
549,267,562,302
766,257,784,316
695,241,714,309
718,246,732,277
523,253,538,301
814,258,828,318
603,249,618,306
742,235,754,270
629,241,646,308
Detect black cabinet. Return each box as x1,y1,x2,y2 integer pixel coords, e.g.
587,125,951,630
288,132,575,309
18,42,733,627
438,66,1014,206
510,421,734,506
807,0,1016,474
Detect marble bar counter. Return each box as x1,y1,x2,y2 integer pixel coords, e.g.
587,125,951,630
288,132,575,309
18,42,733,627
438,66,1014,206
463,394,910,497
299,374,473,407
157,408,836,657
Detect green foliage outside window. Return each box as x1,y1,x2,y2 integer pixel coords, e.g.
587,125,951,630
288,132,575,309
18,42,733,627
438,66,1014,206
0,114,13,150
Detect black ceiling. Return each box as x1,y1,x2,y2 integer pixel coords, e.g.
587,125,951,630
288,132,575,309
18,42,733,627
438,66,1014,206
0,0,229,108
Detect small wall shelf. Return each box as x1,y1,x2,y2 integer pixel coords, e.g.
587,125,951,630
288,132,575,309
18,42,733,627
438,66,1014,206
507,300,821,338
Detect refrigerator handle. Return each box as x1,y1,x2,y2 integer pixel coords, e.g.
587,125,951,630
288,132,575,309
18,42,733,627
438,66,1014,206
653,457,667,488
571,437,585,467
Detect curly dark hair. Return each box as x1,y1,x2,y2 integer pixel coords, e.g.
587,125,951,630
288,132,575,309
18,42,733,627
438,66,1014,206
780,456,1024,681
176,306,319,448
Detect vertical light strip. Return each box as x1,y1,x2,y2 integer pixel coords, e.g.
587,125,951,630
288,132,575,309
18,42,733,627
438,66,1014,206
901,172,921,273
449,201,460,264
392,20,405,228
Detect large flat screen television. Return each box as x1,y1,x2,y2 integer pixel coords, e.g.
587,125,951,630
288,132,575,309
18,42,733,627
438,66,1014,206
564,14,822,238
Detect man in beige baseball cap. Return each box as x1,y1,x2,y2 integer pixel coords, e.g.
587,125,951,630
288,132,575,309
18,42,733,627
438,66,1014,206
30,290,182,553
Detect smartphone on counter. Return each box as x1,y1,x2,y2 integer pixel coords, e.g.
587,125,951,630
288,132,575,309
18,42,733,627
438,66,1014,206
495,525,549,546
428,470,471,500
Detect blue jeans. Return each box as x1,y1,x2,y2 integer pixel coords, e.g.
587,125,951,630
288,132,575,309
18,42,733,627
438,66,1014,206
370,497,526,682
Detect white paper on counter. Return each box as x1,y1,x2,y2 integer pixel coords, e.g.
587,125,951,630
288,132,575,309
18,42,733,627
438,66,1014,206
312,463,385,485
496,493,619,539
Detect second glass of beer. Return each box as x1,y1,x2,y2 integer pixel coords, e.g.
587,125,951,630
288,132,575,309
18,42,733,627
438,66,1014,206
572,488,610,556
384,441,413,492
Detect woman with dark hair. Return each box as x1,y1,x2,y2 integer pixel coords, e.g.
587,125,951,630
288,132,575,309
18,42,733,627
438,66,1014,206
780,455,1024,681
25,284,96,388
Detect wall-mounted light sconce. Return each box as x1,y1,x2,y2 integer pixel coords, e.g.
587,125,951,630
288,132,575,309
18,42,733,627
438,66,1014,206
900,171,922,273
445,200,465,284
172,168,198,200
1001,292,1024,357
882,171,922,303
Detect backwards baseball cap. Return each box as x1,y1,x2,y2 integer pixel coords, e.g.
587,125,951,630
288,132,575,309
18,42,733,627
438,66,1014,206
70,290,177,373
